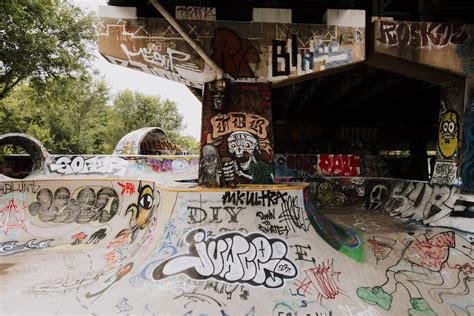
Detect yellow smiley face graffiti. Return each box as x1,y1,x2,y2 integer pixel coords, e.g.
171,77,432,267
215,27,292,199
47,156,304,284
438,110,459,159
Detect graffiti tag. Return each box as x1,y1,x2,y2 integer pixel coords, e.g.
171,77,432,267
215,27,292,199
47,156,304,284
152,229,298,288
48,156,128,176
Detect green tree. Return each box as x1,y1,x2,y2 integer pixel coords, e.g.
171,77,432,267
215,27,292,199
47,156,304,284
173,135,200,154
112,90,197,152
0,0,96,99
0,76,112,154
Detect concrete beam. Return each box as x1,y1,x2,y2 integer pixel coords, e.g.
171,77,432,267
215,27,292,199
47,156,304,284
365,52,463,87
98,5,136,18
323,9,365,28
252,8,292,24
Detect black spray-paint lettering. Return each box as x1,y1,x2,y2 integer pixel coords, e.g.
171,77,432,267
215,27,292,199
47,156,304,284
258,221,290,237
187,206,245,224
0,182,41,196
256,209,275,220
291,244,316,263
152,229,298,288
222,190,288,207
279,196,309,232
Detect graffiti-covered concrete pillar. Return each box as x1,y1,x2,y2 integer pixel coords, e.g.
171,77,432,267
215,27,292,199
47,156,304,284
431,81,465,185
199,81,274,186
98,6,366,186
461,78,474,191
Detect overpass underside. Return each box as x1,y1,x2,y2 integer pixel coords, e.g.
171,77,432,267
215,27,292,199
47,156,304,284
1,1,474,315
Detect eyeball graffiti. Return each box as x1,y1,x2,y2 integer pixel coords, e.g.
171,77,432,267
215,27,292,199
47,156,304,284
438,110,459,159
171,157,190,173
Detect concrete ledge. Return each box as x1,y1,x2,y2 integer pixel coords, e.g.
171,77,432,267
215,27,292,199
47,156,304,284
323,9,365,28
98,5,136,18
252,8,292,23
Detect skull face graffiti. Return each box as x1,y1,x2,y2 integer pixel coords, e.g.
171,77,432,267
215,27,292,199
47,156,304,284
227,131,258,170
228,131,258,158
222,131,273,184
368,184,388,211
200,144,222,186
438,110,459,159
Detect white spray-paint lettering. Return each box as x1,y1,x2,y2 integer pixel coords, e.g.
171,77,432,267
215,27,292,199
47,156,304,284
121,44,193,73
151,229,298,288
48,156,128,176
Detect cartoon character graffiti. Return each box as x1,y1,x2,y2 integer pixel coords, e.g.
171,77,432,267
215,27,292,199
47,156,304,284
116,182,156,242
200,83,274,186
199,144,224,186
438,110,459,159
223,131,273,184
357,231,474,316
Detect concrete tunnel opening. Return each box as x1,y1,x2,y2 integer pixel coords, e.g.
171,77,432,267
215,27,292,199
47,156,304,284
272,63,454,182
0,133,49,179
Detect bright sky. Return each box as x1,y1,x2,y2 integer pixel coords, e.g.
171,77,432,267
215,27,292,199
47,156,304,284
72,0,202,138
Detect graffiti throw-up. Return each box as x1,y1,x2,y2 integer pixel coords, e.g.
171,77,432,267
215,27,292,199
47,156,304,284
152,229,297,288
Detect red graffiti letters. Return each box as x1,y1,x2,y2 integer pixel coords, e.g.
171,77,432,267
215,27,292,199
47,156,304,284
318,155,360,176
211,28,259,78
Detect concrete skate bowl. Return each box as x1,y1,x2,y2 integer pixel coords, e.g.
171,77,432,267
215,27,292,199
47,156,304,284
1,176,474,315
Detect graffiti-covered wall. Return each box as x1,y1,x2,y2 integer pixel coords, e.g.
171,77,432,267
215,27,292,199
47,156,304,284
3,179,474,315
374,19,474,76
199,82,274,186
42,155,198,179
307,176,474,233
432,82,464,186
274,154,417,181
98,17,365,88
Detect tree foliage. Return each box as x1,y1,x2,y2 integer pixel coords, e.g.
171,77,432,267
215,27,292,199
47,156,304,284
0,83,200,155
0,76,111,154
111,90,198,153
0,0,96,99
0,1,200,155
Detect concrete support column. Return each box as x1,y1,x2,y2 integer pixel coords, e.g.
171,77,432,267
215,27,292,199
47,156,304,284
461,78,474,191
431,81,465,185
198,81,274,186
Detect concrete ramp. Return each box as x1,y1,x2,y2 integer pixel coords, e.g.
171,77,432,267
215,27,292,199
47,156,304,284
1,179,474,315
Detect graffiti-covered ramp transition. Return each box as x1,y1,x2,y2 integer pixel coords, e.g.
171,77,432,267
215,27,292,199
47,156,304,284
2,179,474,315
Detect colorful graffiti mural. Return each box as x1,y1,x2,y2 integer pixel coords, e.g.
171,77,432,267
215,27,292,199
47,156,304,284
2,170,474,315
306,177,474,233
274,154,397,181
99,18,364,86
199,82,274,186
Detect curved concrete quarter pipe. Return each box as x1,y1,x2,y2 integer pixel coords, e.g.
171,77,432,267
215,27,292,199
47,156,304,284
1,133,474,315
